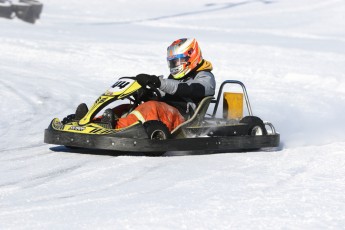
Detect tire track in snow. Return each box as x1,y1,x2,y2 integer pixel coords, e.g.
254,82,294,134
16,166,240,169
83,0,274,26
0,78,40,112
0,165,81,189
0,156,167,216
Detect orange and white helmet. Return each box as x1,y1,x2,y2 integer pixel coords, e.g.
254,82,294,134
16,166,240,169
167,38,203,79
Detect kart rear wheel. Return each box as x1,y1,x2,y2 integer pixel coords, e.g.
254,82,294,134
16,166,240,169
240,116,267,136
143,120,170,156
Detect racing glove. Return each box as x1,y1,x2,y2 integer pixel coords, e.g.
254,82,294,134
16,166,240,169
136,74,161,88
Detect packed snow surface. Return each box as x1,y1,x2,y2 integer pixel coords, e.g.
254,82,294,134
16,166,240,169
1,0,345,229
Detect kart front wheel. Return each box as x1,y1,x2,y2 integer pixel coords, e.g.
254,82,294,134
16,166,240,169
143,120,170,156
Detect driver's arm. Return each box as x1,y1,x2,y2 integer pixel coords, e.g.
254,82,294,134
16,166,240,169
159,72,215,100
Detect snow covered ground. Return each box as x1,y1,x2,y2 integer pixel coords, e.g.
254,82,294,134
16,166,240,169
1,0,345,229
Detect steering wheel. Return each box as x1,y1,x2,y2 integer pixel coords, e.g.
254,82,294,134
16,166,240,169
142,85,162,101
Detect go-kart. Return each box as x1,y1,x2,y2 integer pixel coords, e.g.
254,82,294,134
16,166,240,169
44,77,280,156
0,0,43,24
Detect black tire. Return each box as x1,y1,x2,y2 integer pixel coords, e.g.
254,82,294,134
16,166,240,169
143,120,170,156
240,116,267,136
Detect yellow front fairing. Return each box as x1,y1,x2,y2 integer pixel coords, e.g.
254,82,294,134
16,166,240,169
52,118,116,134
79,77,142,126
78,95,115,126
104,79,142,98
51,118,140,135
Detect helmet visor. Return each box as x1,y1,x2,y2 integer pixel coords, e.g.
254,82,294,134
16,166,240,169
167,55,189,69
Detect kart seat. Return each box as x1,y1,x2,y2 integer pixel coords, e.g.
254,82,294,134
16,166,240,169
171,96,213,138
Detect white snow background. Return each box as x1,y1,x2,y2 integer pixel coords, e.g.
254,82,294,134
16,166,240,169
1,0,345,229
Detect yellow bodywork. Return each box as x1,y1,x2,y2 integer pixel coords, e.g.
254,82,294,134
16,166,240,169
51,78,143,134
223,92,243,120
52,118,117,134
51,118,140,135
79,80,141,125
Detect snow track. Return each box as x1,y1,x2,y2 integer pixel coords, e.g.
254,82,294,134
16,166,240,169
1,0,345,229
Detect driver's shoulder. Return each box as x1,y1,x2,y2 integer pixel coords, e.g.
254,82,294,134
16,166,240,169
194,70,214,79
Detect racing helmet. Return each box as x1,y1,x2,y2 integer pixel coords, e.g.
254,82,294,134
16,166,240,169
167,38,203,79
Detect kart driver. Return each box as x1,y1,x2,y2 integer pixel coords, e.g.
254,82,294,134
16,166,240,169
109,38,216,132
65,38,216,132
